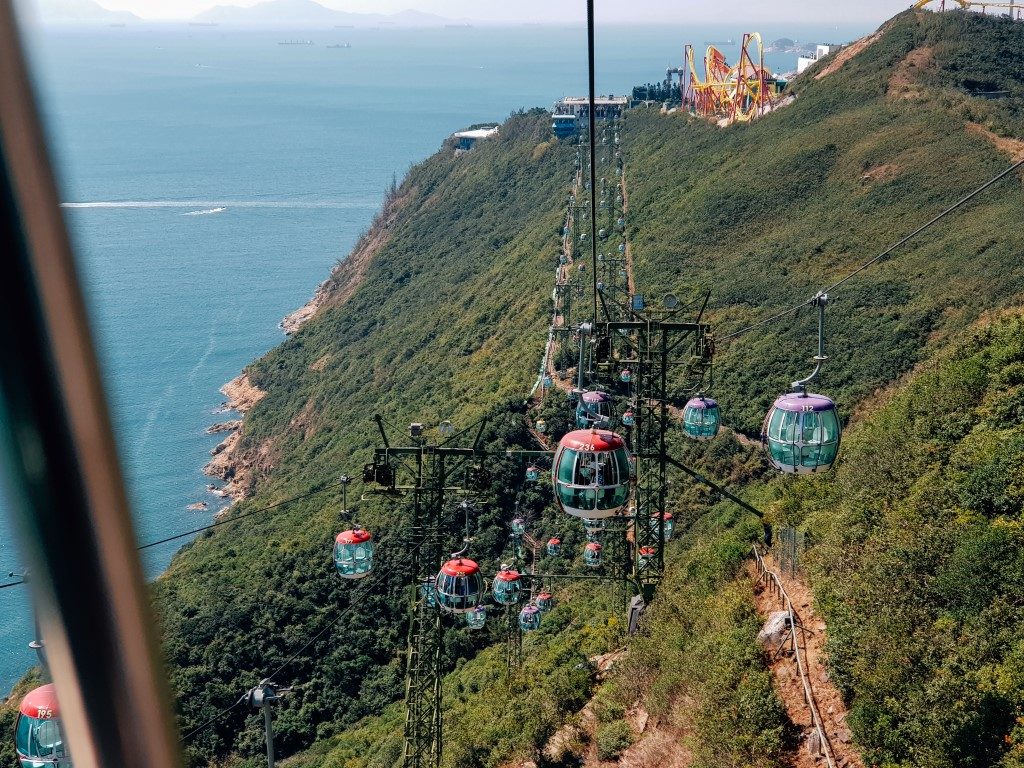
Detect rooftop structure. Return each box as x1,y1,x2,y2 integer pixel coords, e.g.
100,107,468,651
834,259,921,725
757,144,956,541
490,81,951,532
797,44,839,74
553,95,628,123
453,126,499,150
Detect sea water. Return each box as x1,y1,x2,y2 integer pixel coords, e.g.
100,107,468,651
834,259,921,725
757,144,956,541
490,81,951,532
0,20,871,691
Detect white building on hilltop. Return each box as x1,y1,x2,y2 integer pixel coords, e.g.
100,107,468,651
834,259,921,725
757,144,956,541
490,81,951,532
797,44,840,74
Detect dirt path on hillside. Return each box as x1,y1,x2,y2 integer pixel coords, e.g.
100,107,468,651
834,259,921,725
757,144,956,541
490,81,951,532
752,555,864,768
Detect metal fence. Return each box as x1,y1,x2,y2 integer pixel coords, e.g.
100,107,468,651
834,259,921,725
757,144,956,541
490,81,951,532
773,525,809,579
752,545,837,768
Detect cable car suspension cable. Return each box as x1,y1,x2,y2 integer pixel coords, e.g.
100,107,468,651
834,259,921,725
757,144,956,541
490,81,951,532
137,480,341,551
180,531,418,744
587,0,599,328
718,153,1024,343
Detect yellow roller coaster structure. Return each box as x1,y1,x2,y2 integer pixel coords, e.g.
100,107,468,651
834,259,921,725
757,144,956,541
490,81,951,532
683,33,783,124
914,0,1023,15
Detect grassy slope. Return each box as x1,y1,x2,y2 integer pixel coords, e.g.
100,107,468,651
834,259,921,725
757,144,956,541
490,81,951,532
787,315,1024,768
624,9,1024,433
617,10,1024,767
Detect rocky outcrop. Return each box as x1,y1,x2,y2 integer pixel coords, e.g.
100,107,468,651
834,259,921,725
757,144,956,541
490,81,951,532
202,375,269,502
757,610,792,652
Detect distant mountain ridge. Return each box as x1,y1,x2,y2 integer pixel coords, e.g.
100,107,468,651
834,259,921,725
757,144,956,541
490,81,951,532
29,0,141,24
192,0,454,26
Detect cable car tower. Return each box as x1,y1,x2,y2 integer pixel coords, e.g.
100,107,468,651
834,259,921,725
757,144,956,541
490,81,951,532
363,416,492,768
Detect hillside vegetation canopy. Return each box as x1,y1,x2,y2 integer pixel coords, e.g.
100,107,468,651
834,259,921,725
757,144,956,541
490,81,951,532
5,8,1024,768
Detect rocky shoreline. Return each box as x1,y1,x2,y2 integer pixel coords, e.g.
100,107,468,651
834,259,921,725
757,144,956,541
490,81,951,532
201,187,409,506
201,374,266,503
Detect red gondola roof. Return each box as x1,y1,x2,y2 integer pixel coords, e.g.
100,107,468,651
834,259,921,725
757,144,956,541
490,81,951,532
440,558,480,577
20,684,59,718
548,537,561,545
585,542,603,551
495,569,521,582
336,529,372,545
558,429,625,452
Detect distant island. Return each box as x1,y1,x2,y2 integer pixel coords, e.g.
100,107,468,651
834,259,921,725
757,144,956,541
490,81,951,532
191,0,460,27
764,37,817,55
28,0,141,25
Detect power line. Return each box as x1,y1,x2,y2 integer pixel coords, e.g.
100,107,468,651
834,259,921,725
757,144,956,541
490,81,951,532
179,695,248,744
180,531,417,745
138,481,340,551
718,154,1024,343
2,479,344,593
264,533,413,684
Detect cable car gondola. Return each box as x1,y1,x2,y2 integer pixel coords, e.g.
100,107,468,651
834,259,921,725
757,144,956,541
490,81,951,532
681,394,720,441
638,546,658,569
650,512,675,541
420,578,438,608
575,390,614,427
762,293,841,474
492,567,523,606
519,603,542,631
16,685,69,767
434,557,483,614
333,528,374,579
465,605,487,630
553,429,632,519
763,392,840,473
510,518,526,536
584,541,603,567
546,537,562,556
536,591,555,613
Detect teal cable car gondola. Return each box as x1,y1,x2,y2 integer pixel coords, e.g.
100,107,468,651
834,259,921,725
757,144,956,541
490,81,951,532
434,557,483,614
762,293,841,474
493,568,523,606
519,603,542,631
15,685,69,768
465,605,487,630
682,394,720,440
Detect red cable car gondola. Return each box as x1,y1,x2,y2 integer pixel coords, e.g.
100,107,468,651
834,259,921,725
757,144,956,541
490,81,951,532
434,558,483,614
333,528,374,579
553,429,632,519
15,684,69,767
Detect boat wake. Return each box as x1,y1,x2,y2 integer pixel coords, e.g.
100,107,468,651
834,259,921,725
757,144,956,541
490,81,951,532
61,200,373,210
182,207,227,216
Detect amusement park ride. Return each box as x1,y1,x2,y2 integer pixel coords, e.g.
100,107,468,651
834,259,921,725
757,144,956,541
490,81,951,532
679,33,785,124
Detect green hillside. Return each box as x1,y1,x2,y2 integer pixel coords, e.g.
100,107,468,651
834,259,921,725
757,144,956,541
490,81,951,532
624,9,1024,433
4,8,1022,768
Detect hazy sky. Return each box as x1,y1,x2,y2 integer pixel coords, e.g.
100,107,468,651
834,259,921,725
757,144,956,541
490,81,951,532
96,0,919,24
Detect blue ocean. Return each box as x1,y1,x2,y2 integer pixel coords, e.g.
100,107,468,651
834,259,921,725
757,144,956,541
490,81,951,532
0,19,872,691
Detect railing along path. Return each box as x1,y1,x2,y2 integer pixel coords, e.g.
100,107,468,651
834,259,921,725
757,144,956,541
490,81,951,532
752,545,837,768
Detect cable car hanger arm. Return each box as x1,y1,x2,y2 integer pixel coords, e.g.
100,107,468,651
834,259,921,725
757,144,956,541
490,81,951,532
663,455,765,520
